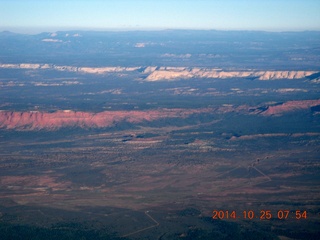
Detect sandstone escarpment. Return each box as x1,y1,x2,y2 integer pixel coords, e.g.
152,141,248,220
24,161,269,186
145,69,317,81
0,99,319,130
261,99,320,116
0,109,210,130
0,63,317,81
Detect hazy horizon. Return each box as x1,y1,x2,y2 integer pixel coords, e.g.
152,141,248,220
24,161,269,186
1,0,320,34
2,27,320,35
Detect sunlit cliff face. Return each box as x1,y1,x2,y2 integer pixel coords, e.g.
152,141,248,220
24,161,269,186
0,64,317,81
145,69,317,81
0,108,210,130
0,100,319,130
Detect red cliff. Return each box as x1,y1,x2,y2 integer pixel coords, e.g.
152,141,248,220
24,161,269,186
1,99,319,130
261,99,320,116
0,109,210,130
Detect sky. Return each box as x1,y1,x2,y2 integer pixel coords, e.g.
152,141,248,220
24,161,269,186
1,0,320,33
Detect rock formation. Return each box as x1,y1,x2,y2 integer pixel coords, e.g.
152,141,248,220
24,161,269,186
0,63,317,81
0,99,319,130
261,99,320,116
0,109,210,130
145,69,317,81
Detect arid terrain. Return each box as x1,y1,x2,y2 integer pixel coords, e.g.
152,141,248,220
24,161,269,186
0,30,319,239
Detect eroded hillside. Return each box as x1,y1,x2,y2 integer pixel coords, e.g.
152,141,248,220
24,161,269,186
0,64,318,81
1,100,319,130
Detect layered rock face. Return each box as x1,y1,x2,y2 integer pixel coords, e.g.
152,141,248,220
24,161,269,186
0,100,319,130
145,68,317,81
261,99,320,116
0,64,317,81
0,109,210,130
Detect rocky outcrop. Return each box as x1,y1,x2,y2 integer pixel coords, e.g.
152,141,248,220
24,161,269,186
261,99,320,116
145,68,317,81
0,99,319,130
0,64,140,74
0,63,317,80
78,66,140,74
0,109,210,130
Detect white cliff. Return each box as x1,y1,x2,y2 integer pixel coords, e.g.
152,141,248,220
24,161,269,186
0,63,317,80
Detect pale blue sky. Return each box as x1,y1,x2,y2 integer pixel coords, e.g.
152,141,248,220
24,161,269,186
1,0,320,33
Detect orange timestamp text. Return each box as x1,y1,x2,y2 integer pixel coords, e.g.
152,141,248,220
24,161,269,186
212,210,307,220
